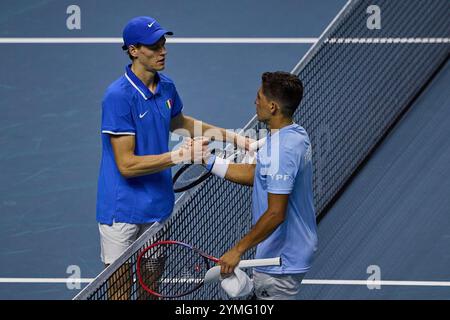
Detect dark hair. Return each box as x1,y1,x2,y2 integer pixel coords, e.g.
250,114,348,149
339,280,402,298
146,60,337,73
261,71,304,118
124,44,142,61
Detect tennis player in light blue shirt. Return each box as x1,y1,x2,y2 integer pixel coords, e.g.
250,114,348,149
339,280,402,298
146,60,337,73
252,123,317,275
206,71,318,299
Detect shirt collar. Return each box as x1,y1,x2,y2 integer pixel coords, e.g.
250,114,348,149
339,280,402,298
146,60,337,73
124,64,160,100
268,123,297,137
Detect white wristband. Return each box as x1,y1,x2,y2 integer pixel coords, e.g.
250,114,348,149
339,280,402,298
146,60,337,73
211,157,230,179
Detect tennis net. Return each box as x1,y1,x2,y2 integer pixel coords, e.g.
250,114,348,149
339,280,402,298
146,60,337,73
74,0,450,300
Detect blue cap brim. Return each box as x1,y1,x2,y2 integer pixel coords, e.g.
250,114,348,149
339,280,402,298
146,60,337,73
140,29,173,45
122,29,173,50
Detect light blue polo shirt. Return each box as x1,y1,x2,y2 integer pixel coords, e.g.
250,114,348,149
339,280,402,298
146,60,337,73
96,65,183,225
253,123,318,274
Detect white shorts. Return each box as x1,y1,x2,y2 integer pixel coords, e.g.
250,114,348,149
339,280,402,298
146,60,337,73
98,222,155,265
253,270,305,300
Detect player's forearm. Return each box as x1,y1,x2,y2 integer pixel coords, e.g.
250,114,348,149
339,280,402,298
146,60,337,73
234,210,285,254
118,150,181,178
224,163,255,186
182,115,237,142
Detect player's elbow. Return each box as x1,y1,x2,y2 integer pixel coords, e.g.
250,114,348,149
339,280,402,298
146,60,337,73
116,158,137,178
117,166,134,178
119,168,135,178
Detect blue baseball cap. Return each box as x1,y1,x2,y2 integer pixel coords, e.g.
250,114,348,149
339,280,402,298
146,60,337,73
122,16,173,50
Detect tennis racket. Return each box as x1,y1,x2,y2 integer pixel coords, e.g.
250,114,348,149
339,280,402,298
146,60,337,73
172,137,266,193
136,240,280,299
172,148,226,193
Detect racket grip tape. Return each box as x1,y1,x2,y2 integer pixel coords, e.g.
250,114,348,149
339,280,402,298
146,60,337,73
238,257,281,268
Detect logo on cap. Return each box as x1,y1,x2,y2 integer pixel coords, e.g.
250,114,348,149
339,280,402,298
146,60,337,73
148,21,155,28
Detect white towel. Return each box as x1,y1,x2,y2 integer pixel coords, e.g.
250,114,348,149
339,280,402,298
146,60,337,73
220,267,253,298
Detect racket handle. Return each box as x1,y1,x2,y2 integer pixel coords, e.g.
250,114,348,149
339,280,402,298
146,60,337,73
203,257,281,283
237,257,281,268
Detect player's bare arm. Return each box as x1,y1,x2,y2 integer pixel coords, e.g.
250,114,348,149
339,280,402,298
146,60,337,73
170,113,254,150
110,135,207,178
219,193,289,274
223,163,256,186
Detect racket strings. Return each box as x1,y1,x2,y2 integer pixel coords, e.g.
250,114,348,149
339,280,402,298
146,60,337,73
138,243,209,298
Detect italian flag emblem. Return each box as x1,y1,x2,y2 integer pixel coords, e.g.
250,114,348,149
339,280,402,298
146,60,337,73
165,99,173,109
